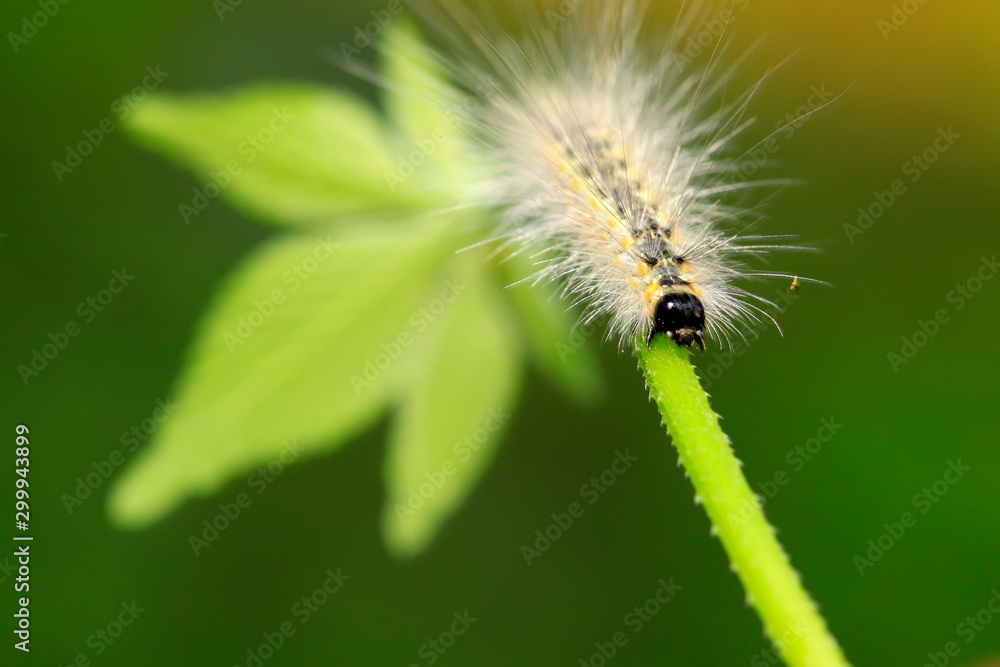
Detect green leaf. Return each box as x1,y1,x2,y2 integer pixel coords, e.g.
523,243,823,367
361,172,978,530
501,257,602,404
382,20,463,168
125,85,435,227
381,256,521,557
109,223,449,527
380,19,471,201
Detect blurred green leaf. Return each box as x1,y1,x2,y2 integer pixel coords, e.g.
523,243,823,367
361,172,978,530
109,223,449,526
112,24,603,554
381,256,521,557
501,256,602,404
382,19,463,170
124,85,434,227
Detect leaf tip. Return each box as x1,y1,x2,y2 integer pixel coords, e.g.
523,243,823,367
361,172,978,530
380,505,433,560
106,451,180,529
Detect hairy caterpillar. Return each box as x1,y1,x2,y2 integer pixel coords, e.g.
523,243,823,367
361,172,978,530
403,0,815,350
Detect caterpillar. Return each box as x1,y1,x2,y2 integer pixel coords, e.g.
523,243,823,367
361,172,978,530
405,0,812,350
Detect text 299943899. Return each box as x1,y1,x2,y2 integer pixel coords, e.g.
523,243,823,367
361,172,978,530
13,424,32,653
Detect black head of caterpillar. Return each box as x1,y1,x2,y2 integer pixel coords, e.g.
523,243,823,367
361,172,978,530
648,291,706,351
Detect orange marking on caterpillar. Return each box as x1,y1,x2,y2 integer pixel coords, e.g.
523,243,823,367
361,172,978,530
643,282,666,304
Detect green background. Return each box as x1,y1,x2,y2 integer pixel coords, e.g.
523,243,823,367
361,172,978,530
3,0,999,665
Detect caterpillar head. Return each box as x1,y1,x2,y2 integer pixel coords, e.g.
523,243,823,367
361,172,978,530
649,292,706,350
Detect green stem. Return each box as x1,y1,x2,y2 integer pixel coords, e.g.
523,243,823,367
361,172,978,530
636,336,850,667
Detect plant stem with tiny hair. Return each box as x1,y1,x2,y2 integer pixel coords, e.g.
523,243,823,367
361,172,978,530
636,336,850,667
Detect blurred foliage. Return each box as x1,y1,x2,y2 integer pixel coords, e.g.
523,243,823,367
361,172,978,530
108,26,600,558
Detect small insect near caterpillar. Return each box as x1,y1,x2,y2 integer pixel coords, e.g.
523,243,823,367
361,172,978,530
397,0,825,351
